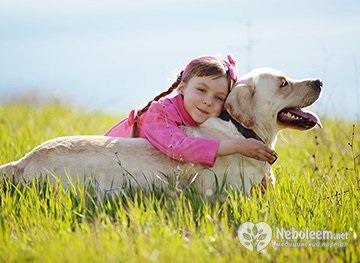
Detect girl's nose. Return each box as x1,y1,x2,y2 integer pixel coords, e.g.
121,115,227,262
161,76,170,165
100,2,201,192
202,96,213,106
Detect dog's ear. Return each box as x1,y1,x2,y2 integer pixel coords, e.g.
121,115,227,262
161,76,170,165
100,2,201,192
224,80,256,129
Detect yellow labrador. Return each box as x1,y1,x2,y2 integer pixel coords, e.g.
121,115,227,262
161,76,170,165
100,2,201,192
0,68,322,196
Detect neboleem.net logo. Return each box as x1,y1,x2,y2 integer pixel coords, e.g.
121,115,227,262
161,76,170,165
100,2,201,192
238,222,272,251
238,222,349,252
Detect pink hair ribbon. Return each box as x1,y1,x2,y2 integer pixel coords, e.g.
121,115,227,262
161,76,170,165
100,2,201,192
182,53,239,83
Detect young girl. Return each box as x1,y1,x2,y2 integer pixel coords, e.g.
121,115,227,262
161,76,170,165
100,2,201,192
105,54,276,167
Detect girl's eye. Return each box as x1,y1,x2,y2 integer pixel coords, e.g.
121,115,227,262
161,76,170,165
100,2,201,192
280,79,288,88
197,88,206,93
215,96,225,102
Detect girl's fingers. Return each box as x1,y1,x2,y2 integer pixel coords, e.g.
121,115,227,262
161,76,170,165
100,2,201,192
259,145,277,164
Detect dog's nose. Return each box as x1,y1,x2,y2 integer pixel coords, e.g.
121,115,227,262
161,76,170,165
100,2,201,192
314,79,323,91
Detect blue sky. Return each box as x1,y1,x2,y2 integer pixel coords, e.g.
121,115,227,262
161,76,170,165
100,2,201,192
1,0,359,120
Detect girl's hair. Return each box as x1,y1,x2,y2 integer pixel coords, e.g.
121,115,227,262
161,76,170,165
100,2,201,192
136,71,183,117
136,55,237,117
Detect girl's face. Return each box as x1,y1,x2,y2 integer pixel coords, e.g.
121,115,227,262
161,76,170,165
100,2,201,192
179,76,229,124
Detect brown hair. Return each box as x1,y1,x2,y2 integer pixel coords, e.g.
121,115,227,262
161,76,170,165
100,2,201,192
136,57,232,117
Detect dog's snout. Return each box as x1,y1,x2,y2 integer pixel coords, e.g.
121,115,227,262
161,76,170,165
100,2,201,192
314,79,323,91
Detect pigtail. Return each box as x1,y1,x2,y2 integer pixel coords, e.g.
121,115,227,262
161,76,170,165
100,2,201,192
130,71,183,138
136,71,183,117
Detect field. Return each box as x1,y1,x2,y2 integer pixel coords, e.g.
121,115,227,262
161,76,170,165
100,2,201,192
0,102,359,262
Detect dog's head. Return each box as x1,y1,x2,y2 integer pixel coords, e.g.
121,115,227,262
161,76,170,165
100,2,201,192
224,68,322,131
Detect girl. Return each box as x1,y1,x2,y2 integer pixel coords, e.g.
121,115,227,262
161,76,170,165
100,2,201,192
105,54,276,167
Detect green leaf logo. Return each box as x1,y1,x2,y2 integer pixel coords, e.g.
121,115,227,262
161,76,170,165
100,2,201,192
238,222,272,252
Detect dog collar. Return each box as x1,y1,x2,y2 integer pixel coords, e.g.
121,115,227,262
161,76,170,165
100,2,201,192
219,111,278,164
219,111,264,142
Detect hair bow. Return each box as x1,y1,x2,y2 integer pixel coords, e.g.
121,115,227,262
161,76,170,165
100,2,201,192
182,53,239,83
223,53,239,83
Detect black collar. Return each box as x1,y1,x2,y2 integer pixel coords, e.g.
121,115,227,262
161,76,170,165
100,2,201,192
219,111,265,143
219,111,278,164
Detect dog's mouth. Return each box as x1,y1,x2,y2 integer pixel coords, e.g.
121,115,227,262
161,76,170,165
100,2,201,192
277,108,322,130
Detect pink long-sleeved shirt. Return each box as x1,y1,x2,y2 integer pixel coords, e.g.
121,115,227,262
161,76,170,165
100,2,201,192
105,94,220,167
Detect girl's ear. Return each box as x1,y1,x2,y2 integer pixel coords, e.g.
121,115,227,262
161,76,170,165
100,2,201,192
177,81,185,94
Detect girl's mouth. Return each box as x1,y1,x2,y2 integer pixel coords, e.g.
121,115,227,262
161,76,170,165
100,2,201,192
196,107,209,115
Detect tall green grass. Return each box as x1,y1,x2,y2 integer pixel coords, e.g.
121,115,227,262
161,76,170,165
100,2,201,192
0,102,359,262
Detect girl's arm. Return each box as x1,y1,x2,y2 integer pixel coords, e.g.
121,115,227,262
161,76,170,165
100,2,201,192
140,101,220,167
140,99,276,166
217,138,276,164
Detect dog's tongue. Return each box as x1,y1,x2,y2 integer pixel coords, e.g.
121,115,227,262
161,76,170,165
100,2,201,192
287,108,323,128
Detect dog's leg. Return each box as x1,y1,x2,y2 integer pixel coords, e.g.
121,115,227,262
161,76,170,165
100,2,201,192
260,170,276,194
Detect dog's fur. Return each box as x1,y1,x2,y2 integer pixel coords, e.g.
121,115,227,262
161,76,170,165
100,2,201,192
0,68,322,196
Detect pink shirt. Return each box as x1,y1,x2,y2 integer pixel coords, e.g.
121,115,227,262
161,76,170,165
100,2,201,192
105,94,220,167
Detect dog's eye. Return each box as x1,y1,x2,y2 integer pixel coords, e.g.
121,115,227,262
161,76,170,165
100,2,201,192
280,79,288,88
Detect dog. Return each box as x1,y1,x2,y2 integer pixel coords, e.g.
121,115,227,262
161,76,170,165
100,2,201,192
0,68,322,197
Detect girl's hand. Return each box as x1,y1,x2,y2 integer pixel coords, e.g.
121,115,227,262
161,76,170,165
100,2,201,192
217,138,277,164
237,138,277,164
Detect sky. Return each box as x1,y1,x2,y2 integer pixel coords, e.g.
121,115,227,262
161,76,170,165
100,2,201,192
1,0,359,121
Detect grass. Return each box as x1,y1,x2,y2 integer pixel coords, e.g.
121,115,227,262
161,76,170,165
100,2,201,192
0,102,359,262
